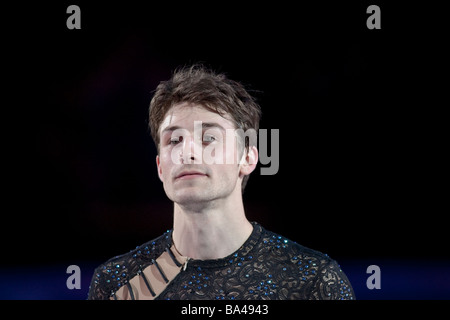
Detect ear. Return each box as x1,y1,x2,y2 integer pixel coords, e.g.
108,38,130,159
156,155,164,182
239,146,258,177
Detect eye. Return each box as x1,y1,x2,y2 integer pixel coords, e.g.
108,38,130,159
170,136,183,145
203,134,216,143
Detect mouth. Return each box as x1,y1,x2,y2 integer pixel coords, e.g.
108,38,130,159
175,171,208,180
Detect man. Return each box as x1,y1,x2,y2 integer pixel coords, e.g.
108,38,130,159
88,65,355,300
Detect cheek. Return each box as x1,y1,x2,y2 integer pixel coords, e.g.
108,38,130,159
214,164,240,185
159,151,175,180
203,144,224,164
212,137,240,165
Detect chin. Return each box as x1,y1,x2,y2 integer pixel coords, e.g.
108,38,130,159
170,189,215,205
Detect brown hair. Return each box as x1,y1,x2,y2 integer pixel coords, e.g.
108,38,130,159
148,64,262,190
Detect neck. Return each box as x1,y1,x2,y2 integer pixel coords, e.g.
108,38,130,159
171,194,253,260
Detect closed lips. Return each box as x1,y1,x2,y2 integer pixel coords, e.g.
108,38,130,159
176,171,207,179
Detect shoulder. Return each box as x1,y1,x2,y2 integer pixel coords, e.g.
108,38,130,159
259,225,332,265
259,225,355,300
87,230,172,300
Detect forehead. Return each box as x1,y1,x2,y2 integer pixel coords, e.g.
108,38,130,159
159,102,235,132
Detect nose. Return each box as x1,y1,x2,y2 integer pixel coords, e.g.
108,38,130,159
180,136,200,164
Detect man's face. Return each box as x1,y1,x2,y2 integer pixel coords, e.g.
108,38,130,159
156,102,251,207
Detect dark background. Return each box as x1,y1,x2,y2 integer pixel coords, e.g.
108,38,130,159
2,1,448,299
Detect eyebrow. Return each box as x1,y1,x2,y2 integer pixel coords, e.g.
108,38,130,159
161,122,227,135
201,122,227,132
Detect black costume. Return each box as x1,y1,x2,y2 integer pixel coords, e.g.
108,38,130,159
88,222,354,300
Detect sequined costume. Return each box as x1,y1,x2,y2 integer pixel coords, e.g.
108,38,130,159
88,222,355,300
